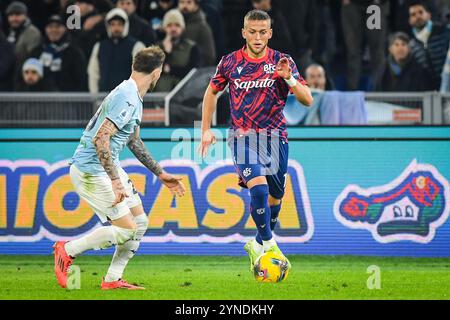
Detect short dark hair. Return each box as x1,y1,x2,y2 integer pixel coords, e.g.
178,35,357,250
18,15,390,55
388,32,410,46
132,46,165,74
244,9,271,27
408,0,430,12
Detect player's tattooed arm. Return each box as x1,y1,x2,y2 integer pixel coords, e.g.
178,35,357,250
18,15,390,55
94,119,129,206
127,127,163,176
93,118,120,181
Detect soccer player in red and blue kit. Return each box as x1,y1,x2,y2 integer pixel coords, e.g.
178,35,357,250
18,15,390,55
199,10,313,272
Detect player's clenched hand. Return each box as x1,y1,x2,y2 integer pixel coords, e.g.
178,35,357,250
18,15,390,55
111,179,129,207
199,129,216,158
159,172,186,197
276,57,292,79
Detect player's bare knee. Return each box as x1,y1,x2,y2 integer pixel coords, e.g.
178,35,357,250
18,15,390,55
268,196,282,207
247,176,267,189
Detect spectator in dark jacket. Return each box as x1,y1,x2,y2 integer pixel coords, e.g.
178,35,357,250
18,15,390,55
278,0,320,71
23,0,61,32
116,0,157,46
200,0,225,60
136,0,176,30
88,8,145,93
29,15,88,92
250,0,295,56
179,0,216,66
376,32,434,92
340,0,389,91
155,9,201,92
389,0,439,33
222,0,252,52
15,58,56,91
409,1,450,90
6,1,42,65
69,0,107,60
0,17,15,91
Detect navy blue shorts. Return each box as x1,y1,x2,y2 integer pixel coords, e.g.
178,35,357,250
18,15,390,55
228,134,289,199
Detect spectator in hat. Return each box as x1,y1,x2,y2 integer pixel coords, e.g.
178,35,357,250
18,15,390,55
116,0,157,46
6,1,42,65
154,9,201,92
178,0,216,66
409,1,450,90
88,8,145,93
29,15,88,91
15,58,56,91
0,15,16,91
376,32,434,92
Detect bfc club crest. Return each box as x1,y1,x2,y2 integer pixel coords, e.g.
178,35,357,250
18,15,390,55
334,160,450,243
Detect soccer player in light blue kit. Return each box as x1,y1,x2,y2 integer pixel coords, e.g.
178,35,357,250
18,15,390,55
53,46,186,290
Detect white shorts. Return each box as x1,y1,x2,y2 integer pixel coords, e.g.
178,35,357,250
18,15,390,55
70,164,142,223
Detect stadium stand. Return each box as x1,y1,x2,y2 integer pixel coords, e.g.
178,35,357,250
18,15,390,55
0,0,450,125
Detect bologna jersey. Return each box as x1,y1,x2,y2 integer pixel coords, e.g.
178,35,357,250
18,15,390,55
70,78,143,175
210,46,307,141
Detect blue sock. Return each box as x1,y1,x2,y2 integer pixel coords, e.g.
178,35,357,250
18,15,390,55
250,185,271,243
256,203,282,245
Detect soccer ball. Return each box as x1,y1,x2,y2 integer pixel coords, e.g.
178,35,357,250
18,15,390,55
253,251,290,283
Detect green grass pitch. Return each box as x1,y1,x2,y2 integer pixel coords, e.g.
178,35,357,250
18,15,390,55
0,255,449,300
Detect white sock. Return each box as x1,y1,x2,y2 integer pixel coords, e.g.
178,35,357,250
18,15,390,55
262,238,277,251
104,240,139,282
105,214,148,282
251,239,264,256
65,226,117,257
65,225,135,257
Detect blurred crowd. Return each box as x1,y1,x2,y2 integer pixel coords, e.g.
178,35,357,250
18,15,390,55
0,0,450,94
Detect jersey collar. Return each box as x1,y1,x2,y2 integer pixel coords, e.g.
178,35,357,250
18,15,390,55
241,45,270,63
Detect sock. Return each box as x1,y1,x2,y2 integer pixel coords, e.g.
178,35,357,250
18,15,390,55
105,214,148,282
249,184,271,243
251,239,264,256
263,238,277,251
65,225,135,257
256,203,282,245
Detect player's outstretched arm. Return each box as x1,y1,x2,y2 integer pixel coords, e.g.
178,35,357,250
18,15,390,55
290,80,313,107
127,127,185,197
199,85,218,158
93,118,128,206
276,57,314,107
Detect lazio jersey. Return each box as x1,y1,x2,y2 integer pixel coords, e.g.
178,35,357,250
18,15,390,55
70,78,143,175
